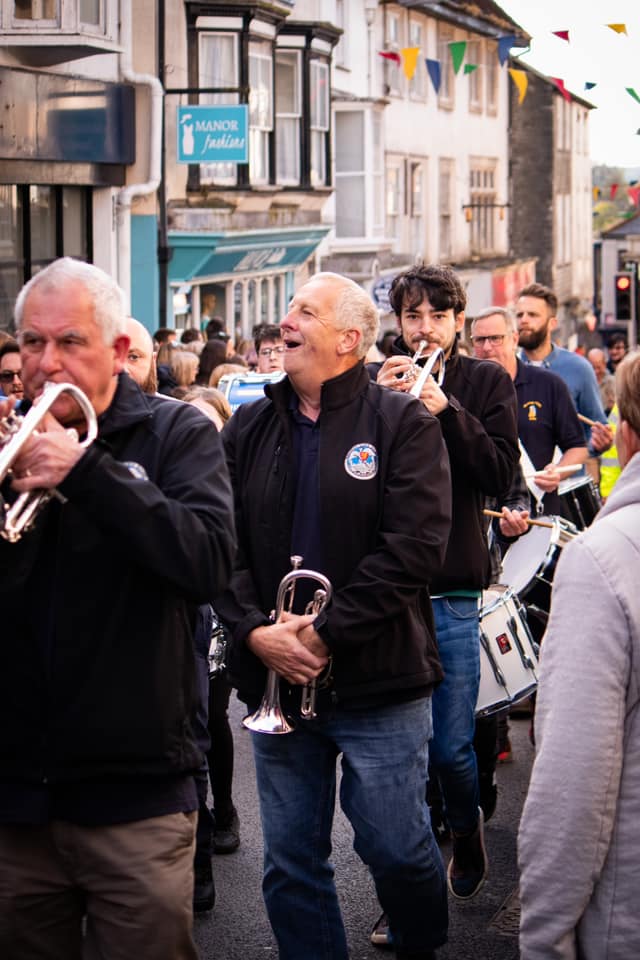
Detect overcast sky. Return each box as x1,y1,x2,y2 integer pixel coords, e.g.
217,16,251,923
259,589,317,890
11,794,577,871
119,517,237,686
498,0,640,168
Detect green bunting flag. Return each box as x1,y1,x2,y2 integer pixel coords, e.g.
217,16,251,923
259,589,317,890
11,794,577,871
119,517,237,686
448,41,467,75
463,64,478,75
626,88,640,105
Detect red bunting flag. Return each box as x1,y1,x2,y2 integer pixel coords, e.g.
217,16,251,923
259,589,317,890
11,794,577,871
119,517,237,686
610,183,619,200
378,51,401,65
550,77,571,103
628,186,640,206
552,30,570,42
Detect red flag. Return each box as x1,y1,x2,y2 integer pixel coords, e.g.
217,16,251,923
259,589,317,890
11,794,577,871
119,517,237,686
628,186,640,206
610,183,619,200
378,51,401,65
552,30,570,42
550,77,571,103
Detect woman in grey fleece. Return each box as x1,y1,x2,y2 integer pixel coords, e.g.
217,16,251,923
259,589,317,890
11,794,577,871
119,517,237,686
519,349,640,960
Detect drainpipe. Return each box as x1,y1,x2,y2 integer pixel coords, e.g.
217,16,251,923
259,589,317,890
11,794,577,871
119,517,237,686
115,0,164,312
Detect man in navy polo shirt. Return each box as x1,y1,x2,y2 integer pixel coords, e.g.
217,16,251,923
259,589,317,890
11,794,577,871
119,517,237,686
471,306,587,518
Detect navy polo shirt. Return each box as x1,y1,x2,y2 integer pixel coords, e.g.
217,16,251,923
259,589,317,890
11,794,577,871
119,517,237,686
514,359,585,470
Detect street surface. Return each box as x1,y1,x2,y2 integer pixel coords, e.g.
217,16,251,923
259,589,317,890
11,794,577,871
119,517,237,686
195,696,534,960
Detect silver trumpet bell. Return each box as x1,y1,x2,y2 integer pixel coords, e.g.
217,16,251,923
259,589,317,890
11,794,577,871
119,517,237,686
242,555,332,735
0,381,98,543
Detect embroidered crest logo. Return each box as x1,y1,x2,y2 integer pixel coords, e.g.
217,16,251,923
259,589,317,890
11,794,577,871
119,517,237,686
122,461,149,481
344,443,378,480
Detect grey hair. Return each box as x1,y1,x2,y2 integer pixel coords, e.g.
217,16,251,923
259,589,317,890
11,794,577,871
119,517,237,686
14,258,128,344
472,305,516,335
310,272,380,359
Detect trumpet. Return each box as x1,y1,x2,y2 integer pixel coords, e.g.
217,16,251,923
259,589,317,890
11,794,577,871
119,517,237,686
0,381,98,543
399,340,428,383
242,556,332,735
409,346,445,397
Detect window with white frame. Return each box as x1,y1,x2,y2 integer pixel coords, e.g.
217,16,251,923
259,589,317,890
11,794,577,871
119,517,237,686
335,111,365,237
310,59,329,187
3,0,112,31
439,158,453,258
249,41,273,186
410,160,425,258
408,20,426,101
437,23,454,108
199,31,240,186
485,41,498,114
13,0,57,19
467,39,482,111
386,10,403,97
372,110,384,233
276,49,301,185
469,159,498,254
385,160,403,243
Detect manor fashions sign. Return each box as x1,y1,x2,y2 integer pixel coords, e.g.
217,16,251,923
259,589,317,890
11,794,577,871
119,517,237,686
176,105,249,164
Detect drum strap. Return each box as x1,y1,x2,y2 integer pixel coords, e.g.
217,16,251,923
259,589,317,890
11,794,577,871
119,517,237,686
518,439,545,513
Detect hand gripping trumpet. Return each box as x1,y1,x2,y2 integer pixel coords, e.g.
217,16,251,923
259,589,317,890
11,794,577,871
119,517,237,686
242,556,332,735
408,346,445,398
0,381,98,543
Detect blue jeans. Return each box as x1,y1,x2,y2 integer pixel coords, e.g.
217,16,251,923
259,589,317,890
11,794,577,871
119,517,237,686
430,597,481,835
251,697,447,960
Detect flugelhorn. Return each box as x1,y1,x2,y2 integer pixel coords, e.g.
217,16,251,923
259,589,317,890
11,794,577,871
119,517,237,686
242,556,332,735
0,381,98,543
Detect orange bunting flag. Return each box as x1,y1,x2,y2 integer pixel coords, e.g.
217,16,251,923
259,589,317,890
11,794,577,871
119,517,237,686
378,51,401,65
508,68,529,104
606,24,627,35
592,186,601,201
401,47,420,80
553,30,570,42
550,77,571,103
610,183,619,200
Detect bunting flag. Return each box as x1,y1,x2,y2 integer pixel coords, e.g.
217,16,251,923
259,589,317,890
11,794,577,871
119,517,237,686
552,30,570,42
448,41,467,74
378,51,401,65
606,24,628,35
550,77,572,102
400,47,420,80
626,87,640,104
464,64,478,75
610,183,619,199
593,186,601,201
497,34,516,67
508,68,529,104
584,82,597,91
628,186,640,206
426,58,442,94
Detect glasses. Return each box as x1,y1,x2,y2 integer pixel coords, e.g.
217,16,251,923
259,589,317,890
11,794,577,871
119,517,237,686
470,334,506,346
0,370,22,383
259,346,286,358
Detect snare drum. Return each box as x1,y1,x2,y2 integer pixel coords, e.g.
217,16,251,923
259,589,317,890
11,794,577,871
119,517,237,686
500,516,576,637
476,588,539,717
557,475,602,530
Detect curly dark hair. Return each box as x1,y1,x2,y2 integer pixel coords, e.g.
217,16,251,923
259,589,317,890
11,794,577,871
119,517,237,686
389,263,467,317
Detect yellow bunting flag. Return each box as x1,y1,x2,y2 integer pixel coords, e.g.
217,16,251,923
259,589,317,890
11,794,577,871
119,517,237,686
401,47,420,80
593,186,601,201
508,68,529,105
606,24,628,35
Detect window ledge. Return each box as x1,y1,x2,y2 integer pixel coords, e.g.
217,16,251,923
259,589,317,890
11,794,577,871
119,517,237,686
3,35,121,66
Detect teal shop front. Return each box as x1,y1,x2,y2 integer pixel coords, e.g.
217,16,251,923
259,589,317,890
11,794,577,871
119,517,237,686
167,226,330,338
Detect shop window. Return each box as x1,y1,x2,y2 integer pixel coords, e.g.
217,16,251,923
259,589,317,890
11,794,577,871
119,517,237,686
0,185,91,332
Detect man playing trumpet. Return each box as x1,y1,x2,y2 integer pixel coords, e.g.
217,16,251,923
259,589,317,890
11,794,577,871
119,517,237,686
216,272,452,959
0,259,235,959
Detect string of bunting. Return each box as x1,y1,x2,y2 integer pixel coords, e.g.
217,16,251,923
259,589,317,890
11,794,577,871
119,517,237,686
377,21,637,124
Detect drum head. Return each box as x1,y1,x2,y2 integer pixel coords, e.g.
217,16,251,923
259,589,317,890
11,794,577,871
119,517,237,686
500,524,555,597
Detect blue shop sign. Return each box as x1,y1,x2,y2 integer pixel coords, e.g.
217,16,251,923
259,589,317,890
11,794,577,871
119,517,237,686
177,105,248,164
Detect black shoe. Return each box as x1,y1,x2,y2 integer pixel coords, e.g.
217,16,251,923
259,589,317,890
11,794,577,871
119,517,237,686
478,772,497,823
193,859,215,913
447,808,488,900
213,807,240,855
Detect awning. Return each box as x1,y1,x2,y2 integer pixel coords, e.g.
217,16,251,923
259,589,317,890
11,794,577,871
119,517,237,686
168,226,330,283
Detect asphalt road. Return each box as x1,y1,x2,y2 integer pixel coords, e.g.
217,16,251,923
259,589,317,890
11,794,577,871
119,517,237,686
194,696,534,960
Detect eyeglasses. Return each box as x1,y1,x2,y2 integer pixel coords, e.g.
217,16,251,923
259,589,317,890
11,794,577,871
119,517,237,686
0,370,22,383
470,334,506,346
259,346,286,358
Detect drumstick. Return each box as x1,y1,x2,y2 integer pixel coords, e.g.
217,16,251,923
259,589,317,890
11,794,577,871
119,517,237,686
483,508,555,529
523,464,582,479
577,413,598,427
